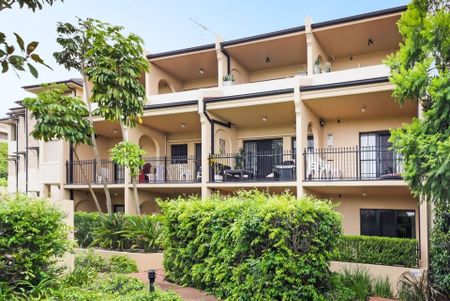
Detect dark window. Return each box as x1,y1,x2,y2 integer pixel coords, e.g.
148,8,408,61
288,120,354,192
171,144,188,164
113,205,125,213
360,209,416,238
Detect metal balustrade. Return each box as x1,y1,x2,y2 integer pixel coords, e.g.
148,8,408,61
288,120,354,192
137,156,201,183
209,151,296,182
303,146,404,181
66,159,124,184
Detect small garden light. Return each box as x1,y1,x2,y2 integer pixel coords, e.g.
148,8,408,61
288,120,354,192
148,269,156,292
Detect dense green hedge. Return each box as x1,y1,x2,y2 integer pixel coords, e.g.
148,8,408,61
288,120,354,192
161,190,342,301
0,194,71,288
334,235,418,267
74,212,163,252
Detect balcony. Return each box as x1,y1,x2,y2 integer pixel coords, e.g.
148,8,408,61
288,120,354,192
303,147,403,181
137,156,201,184
209,151,296,183
66,159,124,185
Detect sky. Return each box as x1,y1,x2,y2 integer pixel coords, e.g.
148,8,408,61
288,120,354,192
0,0,408,117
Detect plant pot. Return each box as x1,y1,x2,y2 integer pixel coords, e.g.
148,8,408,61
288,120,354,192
313,65,321,74
223,80,233,86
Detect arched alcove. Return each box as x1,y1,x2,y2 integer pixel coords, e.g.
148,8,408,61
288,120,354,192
139,135,157,158
140,200,160,214
307,123,315,151
75,199,97,212
158,79,174,94
215,128,232,154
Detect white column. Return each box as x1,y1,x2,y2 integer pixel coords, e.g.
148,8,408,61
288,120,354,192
294,77,304,198
305,16,313,76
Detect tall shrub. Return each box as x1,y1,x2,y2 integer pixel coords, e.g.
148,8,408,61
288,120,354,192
161,190,342,301
0,194,71,288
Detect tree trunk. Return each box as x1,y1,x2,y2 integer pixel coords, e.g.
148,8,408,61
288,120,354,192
72,146,102,213
120,123,141,215
81,68,113,216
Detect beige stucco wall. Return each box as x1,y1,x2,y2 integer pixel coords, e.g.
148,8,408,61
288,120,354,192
305,116,414,149
330,49,395,72
73,189,125,213
76,248,164,272
331,261,424,295
249,64,307,82
323,194,419,237
183,77,217,90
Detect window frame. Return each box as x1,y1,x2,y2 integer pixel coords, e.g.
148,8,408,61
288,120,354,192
171,144,188,164
360,208,416,239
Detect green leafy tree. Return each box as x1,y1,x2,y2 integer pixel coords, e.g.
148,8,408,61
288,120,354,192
53,19,114,215
0,0,57,76
385,0,449,294
110,142,145,215
85,21,148,215
0,141,7,181
22,85,102,212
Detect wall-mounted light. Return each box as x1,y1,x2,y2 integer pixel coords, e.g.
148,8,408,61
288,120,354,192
265,56,270,63
262,116,268,122
199,68,204,75
362,191,367,197
368,38,374,46
319,118,325,127
114,129,118,134
180,123,186,128
361,105,367,113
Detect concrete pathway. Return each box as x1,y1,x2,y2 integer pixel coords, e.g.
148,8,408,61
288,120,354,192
131,269,217,301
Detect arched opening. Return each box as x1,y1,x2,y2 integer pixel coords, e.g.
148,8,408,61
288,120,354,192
139,135,156,158
307,123,314,151
158,79,174,94
75,199,98,212
140,200,160,215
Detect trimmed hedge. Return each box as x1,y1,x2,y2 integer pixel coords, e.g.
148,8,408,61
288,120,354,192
74,212,163,252
334,235,418,267
161,190,343,301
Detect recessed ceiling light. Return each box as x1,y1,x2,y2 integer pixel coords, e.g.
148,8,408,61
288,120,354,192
361,105,367,113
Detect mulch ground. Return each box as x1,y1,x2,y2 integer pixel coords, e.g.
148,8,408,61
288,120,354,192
131,269,217,301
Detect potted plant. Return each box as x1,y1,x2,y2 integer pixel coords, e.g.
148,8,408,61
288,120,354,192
234,148,245,169
323,61,332,73
223,74,234,86
314,57,321,74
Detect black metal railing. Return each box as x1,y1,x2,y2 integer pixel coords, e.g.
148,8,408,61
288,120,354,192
136,155,201,183
303,146,404,181
209,151,296,182
66,159,125,184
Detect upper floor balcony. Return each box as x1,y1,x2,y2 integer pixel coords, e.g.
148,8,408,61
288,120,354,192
304,146,403,182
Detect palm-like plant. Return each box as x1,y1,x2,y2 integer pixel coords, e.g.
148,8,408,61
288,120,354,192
397,271,445,301
121,215,163,252
91,214,130,250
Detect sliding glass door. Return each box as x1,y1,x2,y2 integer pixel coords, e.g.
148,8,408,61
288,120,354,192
244,139,282,180
360,132,396,179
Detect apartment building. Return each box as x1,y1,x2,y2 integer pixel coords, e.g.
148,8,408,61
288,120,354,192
1,6,429,269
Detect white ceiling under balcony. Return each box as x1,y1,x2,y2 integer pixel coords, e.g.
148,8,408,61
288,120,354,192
224,33,307,71
141,111,201,134
313,14,402,58
303,90,417,120
150,49,218,81
208,101,296,128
